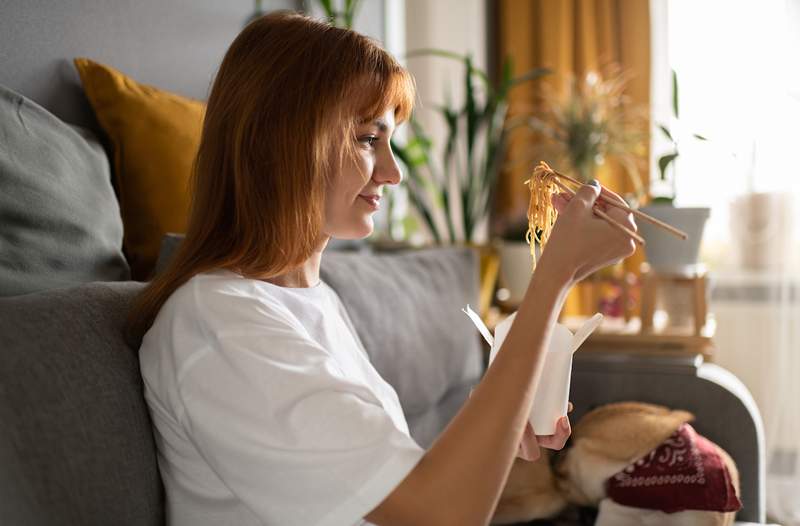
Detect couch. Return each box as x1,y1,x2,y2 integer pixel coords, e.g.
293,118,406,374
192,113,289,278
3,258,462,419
0,245,768,525
0,1,767,524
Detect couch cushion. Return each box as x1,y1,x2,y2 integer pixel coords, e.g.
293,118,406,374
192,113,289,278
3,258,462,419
0,84,130,297
0,281,163,526
321,247,485,447
74,58,205,280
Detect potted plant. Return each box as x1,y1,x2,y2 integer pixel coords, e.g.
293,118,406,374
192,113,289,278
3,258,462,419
391,52,550,245
640,70,710,274
526,66,647,201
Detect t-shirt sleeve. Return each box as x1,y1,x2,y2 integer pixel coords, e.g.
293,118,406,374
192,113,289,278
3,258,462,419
175,295,424,526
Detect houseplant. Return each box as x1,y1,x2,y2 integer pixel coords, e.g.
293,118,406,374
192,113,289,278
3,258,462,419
640,70,710,273
391,52,550,244
526,66,647,202
389,53,549,313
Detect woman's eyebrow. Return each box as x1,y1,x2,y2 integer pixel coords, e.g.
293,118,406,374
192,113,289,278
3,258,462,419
359,118,389,132
373,119,389,132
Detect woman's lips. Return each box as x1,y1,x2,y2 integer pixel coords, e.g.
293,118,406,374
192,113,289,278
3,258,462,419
358,194,380,209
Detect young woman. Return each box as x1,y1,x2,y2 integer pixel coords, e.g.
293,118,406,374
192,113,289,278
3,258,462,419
129,12,637,526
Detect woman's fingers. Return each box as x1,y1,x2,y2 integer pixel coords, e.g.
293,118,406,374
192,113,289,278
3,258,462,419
535,416,571,451
568,182,601,214
598,187,638,232
551,192,571,213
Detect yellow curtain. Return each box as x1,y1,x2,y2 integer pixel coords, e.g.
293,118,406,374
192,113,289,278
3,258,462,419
496,0,650,316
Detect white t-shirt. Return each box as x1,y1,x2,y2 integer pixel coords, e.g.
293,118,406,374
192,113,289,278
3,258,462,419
139,269,425,526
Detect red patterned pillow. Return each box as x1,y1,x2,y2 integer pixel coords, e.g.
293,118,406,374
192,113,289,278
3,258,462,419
606,423,741,513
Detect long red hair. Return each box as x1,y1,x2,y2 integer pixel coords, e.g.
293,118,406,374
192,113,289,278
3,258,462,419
127,11,415,341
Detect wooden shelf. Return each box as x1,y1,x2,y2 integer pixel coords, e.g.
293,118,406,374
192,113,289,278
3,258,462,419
562,315,716,359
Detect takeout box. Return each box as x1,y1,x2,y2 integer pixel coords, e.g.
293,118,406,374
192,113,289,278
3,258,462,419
463,306,603,435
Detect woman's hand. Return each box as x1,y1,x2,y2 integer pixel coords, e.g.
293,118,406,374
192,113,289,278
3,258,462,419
517,404,573,461
540,182,638,284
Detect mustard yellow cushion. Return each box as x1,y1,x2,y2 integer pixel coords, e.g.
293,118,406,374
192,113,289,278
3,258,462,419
74,58,205,280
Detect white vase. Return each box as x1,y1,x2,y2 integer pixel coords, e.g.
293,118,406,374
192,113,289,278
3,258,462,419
498,241,535,305
729,192,792,271
639,205,710,274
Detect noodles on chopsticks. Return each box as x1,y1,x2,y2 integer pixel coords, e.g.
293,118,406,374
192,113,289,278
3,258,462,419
524,161,560,271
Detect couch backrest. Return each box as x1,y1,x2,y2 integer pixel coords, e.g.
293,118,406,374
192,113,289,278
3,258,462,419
0,282,163,526
322,247,484,447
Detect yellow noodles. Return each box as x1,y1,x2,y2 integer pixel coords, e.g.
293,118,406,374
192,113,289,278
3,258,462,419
524,161,559,271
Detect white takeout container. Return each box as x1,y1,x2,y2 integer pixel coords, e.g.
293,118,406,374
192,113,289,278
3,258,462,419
463,306,603,435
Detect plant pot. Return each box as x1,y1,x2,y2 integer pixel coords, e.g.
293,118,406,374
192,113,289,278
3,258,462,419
729,192,792,271
498,241,534,305
639,205,710,273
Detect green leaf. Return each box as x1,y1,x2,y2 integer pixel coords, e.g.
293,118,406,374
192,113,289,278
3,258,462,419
658,152,679,181
405,48,490,87
651,196,675,205
658,124,674,142
671,69,679,118
502,57,513,90
693,133,708,141
318,0,333,13
508,67,551,87
464,55,477,160
342,0,360,28
498,67,550,101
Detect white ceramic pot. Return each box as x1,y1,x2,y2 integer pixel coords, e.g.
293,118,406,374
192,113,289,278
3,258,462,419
729,192,792,271
639,205,710,274
498,241,535,305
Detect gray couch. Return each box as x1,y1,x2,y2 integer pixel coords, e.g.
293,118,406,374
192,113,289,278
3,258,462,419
0,246,767,525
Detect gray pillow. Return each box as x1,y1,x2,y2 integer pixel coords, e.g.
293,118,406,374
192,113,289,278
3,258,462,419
0,281,163,525
0,84,129,297
321,247,484,447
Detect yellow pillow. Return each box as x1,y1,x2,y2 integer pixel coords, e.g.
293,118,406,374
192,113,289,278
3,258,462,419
74,58,205,280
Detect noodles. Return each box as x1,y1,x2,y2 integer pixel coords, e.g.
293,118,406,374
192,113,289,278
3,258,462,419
524,161,560,271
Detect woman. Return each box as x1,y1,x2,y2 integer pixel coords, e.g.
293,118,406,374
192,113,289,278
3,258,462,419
129,12,636,526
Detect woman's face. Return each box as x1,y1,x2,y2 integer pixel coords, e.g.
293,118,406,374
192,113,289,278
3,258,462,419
323,108,402,240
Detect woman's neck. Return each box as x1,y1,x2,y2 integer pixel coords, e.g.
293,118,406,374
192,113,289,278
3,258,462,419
262,236,328,288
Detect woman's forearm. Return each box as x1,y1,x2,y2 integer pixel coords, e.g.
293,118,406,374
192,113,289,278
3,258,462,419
368,258,573,525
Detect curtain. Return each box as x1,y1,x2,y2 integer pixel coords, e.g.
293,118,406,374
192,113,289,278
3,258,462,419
494,0,650,315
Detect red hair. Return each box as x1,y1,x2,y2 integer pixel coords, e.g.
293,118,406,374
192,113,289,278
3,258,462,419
127,11,415,340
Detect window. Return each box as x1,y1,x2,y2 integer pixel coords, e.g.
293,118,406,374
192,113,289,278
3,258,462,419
654,0,800,270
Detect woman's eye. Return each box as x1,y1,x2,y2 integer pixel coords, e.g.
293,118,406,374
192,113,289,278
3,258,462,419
359,135,378,148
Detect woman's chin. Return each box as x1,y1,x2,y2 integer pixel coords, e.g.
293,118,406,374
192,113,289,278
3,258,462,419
328,220,373,240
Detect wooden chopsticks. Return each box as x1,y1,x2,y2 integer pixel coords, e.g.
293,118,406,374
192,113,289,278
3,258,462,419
547,166,689,241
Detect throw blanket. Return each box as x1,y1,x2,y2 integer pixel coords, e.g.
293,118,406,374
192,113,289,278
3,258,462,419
606,423,742,513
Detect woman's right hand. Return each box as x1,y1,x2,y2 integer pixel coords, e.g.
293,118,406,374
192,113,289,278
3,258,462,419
539,181,638,284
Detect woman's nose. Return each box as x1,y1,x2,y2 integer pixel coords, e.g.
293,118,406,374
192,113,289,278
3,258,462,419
373,147,403,186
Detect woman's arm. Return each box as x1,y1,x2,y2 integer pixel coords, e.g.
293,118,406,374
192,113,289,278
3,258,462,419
366,183,637,526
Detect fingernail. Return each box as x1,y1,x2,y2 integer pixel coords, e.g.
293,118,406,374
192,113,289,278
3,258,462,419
588,179,601,188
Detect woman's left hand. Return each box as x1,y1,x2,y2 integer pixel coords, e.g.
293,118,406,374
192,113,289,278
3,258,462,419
516,404,573,461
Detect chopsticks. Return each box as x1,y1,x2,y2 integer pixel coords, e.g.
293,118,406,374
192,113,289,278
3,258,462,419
549,177,647,246
546,165,689,241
